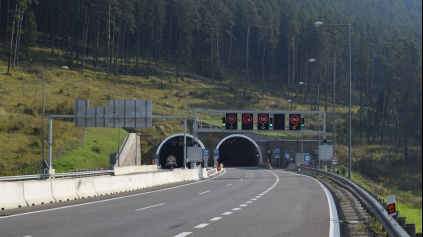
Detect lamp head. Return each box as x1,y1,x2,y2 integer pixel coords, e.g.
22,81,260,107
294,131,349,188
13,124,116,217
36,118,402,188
309,59,316,63
62,66,69,69
314,22,324,27
299,82,305,86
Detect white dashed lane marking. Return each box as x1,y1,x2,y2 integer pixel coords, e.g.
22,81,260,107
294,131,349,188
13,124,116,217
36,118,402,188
222,212,233,215
136,203,166,211
246,201,253,204
194,224,209,229
174,232,192,237
240,204,248,207
226,183,233,187
232,208,241,211
199,190,211,195
210,217,222,221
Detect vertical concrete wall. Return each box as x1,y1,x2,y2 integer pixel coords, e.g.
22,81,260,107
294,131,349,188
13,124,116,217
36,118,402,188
113,133,141,167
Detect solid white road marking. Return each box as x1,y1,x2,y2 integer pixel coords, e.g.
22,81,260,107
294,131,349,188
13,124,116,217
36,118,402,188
136,203,166,211
174,232,192,237
210,217,222,221
194,224,209,229
222,212,233,215
232,208,241,211
199,190,211,195
0,169,228,220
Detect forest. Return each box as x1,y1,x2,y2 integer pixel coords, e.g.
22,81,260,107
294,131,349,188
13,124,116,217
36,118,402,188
0,0,422,175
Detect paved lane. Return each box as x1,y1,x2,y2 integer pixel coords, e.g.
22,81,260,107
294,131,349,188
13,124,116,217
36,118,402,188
0,168,331,237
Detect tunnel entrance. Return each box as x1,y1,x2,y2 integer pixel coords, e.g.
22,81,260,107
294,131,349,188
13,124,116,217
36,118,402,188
216,135,262,167
156,134,205,169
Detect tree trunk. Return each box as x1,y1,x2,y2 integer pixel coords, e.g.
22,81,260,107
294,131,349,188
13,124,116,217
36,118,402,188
211,31,214,83
228,28,233,69
246,26,250,82
136,29,140,76
106,4,111,79
50,0,54,55
5,0,10,46
14,11,23,68
7,3,16,73
262,39,266,95
166,7,172,62
82,1,91,71
176,27,181,81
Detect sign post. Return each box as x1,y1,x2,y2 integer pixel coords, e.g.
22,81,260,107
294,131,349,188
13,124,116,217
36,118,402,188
213,149,219,168
330,156,339,173
387,196,396,218
202,149,210,168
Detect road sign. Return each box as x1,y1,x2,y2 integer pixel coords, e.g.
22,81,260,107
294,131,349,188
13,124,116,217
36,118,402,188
75,100,152,128
258,114,270,130
330,157,339,166
226,114,238,130
284,153,290,160
274,148,281,159
242,114,254,130
213,149,219,158
273,114,286,130
304,155,311,162
187,147,203,162
166,155,177,166
289,157,295,164
320,145,334,161
202,149,210,156
289,114,302,130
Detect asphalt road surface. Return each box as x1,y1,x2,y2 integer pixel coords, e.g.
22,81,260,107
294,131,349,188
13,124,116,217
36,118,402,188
0,168,331,237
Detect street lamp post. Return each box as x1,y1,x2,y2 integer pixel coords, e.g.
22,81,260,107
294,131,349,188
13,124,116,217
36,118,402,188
315,21,352,180
309,59,337,158
42,66,69,173
299,82,321,168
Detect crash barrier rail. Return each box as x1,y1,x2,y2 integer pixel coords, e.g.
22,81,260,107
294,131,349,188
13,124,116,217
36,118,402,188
0,165,161,182
0,168,208,211
0,170,115,182
299,167,421,237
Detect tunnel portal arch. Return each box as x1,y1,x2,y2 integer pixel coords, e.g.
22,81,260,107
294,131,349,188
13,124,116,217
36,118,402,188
216,135,263,167
156,134,205,168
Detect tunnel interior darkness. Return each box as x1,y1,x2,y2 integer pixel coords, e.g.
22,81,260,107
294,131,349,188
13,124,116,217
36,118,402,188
218,137,259,167
158,136,195,169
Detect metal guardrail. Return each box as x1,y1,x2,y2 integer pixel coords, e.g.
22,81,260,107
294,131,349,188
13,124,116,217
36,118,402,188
299,167,412,237
0,170,114,182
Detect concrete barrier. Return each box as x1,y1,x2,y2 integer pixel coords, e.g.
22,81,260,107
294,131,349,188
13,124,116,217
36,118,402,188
23,180,56,206
153,172,168,186
191,169,199,180
134,173,147,189
0,182,27,210
94,176,114,196
144,173,155,187
111,176,133,193
167,172,174,184
76,178,98,199
200,169,208,179
172,171,182,183
52,179,79,202
114,165,160,176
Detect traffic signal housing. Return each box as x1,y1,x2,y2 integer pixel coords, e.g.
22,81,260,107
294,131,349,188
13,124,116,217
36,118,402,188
289,114,302,130
226,113,238,130
273,114,286,130
257,114,270,130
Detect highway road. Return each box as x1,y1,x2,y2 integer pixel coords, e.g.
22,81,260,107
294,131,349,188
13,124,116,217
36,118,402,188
0,168,334,237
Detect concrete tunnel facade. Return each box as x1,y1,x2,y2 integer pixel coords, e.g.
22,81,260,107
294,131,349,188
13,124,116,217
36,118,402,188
216,135,263,167
156,134,205,168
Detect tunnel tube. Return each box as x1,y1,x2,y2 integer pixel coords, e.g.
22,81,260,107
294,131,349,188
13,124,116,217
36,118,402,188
216,135,263,167
156,134,205,168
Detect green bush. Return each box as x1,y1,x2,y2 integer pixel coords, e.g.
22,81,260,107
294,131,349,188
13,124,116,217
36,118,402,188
92,146,103,153
24,107,35,116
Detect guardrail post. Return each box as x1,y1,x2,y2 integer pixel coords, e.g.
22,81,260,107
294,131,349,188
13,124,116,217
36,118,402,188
402,224,416,236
